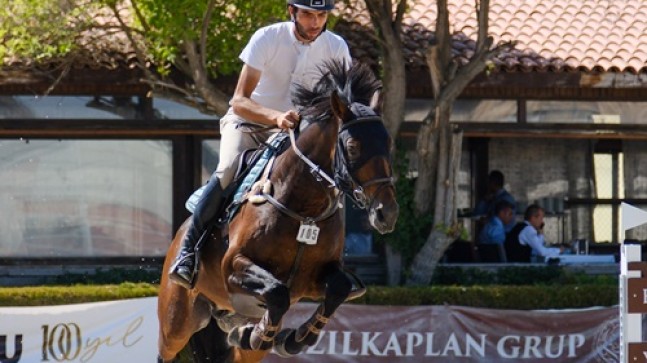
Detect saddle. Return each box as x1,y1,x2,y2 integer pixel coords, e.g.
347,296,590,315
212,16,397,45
225,133,290,221
185,132,290,224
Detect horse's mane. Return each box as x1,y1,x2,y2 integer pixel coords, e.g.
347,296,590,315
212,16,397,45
291,60,381,124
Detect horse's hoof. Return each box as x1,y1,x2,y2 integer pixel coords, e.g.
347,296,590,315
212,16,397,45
273,329,303,358
249,325,277,351
227,324,253,350
213,310,249,333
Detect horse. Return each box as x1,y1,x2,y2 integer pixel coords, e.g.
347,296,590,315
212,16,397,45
157,60,399,363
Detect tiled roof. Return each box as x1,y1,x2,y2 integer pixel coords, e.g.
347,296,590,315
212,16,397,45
337,0,647,74
4,1,646,77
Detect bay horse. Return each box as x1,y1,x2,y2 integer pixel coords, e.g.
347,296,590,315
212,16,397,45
157,60,399,363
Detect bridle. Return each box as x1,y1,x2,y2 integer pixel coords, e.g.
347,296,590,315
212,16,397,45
258,102,394,224
333,115,394,210
283,104,394,215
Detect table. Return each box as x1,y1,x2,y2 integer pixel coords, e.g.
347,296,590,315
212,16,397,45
549,254,616,265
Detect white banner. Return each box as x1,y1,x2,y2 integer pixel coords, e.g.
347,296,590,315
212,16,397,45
0,297,158,363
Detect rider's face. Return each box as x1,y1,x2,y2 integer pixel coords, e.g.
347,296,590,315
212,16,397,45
291,8,329,42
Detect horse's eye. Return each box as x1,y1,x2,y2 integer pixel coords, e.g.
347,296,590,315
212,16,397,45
346,138,360,160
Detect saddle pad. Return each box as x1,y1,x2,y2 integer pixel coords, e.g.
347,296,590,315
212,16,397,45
185,133,289,214
226,133,289,220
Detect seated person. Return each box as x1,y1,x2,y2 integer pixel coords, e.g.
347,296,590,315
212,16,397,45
478,200,515,245
474,170,517,232
505,204,564,262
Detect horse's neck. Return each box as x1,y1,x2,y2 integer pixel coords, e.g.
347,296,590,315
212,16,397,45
272,120,339,209
295,119,338,171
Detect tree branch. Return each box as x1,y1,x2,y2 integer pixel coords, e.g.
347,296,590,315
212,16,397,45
200,0,217,70
129,0,151,33
183,39,230,115
109,1,156,81
435,0,451,71
475,0,489,53
394,0,406,33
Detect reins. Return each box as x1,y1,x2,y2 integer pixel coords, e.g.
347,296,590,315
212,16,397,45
288,127,337,188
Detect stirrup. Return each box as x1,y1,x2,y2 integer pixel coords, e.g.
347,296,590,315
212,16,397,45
169,252,199,289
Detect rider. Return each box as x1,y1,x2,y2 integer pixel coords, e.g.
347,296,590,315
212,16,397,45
169,0,352,289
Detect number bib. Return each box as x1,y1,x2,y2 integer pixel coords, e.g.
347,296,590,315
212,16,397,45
297,222,320,245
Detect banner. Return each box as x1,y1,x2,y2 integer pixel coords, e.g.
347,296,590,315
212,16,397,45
0,297,158,363
0,298,621,363
265,304,620,363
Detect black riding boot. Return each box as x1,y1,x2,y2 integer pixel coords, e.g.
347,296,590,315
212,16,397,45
169,177,224,289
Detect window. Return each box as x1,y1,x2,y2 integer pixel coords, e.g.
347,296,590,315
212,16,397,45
592,144,624,243
527,101,647,124
0,139,172,257
0,96,140,119
403,99,517,123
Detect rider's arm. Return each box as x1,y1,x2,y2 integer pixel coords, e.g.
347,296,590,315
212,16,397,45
230,64,299,129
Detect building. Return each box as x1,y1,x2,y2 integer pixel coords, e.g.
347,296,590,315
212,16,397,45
1,0,646,283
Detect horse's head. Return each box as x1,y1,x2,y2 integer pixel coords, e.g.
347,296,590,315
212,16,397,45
292,60,399,234
330,87,399,234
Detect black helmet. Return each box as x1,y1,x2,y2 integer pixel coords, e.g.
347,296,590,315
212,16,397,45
287,0,335,11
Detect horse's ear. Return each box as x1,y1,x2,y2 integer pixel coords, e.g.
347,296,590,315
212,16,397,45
331,90,352,121
370,89,383,114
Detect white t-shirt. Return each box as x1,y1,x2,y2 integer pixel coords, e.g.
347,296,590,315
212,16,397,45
238,21,351,112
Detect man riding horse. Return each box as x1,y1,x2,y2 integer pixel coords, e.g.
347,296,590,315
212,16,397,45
169,0,350,289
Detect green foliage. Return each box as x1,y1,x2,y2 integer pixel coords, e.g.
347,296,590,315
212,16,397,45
0,0,91,65
1,0,286,76
0,282,617,310
431,265,619,286
115,0,286,76
0,283,157,306
353,285,618,309
375,146,433,266
53,267,162,285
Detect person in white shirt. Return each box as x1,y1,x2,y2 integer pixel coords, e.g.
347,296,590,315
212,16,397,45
507,204,563,263
169,0,352,288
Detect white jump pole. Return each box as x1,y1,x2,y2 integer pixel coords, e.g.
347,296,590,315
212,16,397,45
619,203,647,362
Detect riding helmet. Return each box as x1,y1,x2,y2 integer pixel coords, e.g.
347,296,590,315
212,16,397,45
287,0,335,11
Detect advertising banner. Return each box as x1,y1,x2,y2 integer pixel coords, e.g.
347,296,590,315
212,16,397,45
0,298,621,363
265,303,619,363
0,297,158,363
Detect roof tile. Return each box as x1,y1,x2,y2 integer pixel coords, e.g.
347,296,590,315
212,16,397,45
338,0,647,74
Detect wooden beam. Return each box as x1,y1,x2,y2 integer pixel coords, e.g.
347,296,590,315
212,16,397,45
398,121,647,140
0,119,220,137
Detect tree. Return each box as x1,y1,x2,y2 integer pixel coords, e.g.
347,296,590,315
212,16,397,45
362,1,407,139
359,0,511,285
408,0,515,285
0,0,286,114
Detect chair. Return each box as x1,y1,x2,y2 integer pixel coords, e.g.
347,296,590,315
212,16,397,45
443,239,477,263
477,243,507,263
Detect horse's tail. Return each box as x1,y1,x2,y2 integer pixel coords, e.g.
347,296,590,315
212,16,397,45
188,316,232,363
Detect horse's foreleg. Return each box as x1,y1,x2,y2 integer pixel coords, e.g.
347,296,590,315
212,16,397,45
227,255,290,351
274,263,352,357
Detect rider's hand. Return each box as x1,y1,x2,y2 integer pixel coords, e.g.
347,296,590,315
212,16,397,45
275,110,300,129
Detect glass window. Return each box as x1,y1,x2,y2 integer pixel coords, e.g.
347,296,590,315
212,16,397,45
451,99,517,122
201,139,221,183
592,152,624,243
404,99,517,123
0,96,141,119
154,99,220,120
527,101,647,123
0,139,172,257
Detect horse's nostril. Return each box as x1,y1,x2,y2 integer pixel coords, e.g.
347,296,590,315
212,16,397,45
376,208,385,223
